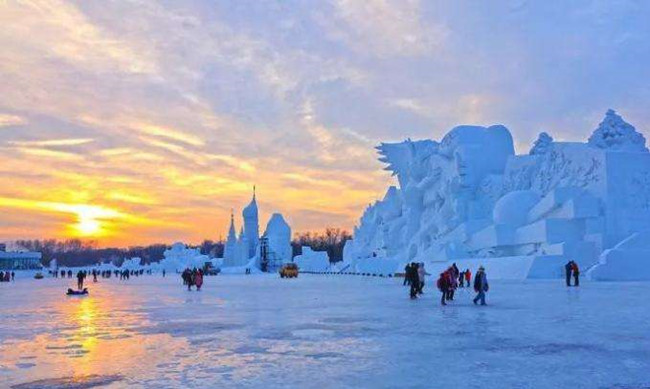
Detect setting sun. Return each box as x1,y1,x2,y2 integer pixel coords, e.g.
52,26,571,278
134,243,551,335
76,214,102,236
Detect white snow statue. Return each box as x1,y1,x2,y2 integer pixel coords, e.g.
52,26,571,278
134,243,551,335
159,242,211,272
294,246,330,272
343,110,650,280
223,211,240,267
222,189,261,268
261,213,292,265
242,188,260,258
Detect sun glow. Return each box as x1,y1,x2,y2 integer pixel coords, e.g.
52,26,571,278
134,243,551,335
76,214,102,236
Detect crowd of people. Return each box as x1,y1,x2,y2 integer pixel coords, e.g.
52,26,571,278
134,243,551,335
181,268,204,291
0,271,15,282
404,262,490,306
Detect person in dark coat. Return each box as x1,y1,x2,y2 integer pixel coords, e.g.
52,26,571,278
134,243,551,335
403,264,411,286
408,263,419,299
572,261,580,287
565,261,573,286
11,271,15,281
437,272,449,306
473,267,489,306
76,270,85,290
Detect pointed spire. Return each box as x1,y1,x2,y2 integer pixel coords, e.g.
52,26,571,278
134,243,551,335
227,209,237,240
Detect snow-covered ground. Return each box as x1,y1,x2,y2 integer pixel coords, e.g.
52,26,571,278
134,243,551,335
1,274,649,388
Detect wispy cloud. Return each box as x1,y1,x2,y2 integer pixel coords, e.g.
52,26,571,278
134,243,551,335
0,114,26,127
0,1,648,246
8,138,94,147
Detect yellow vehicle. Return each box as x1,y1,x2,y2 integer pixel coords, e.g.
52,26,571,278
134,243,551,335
279,263,299,278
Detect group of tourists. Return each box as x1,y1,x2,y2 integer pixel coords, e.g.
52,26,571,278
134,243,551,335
403,262,427,299
0,271,15,282
436,264,488,306
181,268,204,291
565,260,580,287
403,262,489,306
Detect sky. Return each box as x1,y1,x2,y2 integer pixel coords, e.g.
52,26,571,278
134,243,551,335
1,0,649,247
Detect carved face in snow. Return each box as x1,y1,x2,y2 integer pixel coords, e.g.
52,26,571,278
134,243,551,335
454,145,481,189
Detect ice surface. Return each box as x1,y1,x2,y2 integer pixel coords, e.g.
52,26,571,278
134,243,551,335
1,276,649,388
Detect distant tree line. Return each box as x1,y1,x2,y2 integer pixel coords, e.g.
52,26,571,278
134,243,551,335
10,228,351,267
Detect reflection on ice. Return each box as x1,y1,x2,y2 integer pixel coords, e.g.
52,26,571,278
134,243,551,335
1,275,650,388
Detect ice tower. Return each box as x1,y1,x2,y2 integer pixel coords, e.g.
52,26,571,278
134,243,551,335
242,187,260,259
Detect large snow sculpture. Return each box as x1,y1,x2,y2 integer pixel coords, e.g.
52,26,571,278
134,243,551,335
294,247,330,272
261,213,292,264
159,242,211,272
344,110,650,280
220,189,293,271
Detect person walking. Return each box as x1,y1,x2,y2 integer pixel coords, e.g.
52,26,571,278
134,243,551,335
195,269,204,291
76,270,85,290
565,261,573,286
408,263,419,299
417,262,426,295
437,272,450,305
465,269,471,286
572,261,580,287
11,271,15,282
473,267,489,306
162,269,166,277
447,267,458,301
403,263,411,286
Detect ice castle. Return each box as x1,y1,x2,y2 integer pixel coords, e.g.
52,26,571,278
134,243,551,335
343,110,650,281
222,188,292,271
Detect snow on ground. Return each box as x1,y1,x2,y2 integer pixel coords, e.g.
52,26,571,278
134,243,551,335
1,274,649,388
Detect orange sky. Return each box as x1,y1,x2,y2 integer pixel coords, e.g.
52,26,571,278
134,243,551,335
2,1,649,247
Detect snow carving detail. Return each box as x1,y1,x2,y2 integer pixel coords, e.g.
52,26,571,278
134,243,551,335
529,132,554,155
588,109,648,152
344,110,650,281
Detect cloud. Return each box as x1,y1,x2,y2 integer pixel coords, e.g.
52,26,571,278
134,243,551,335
322,0,448,57
0,1,648,246
7,138,95,147
0,114,27,127
137,124,205,147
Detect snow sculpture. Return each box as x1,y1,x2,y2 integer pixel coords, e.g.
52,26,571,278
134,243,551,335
220,189,293,271
262,213,292,264
223,212,239,267
222,189,260,267
293,246,330,272
159,242,211,272
344,110,650,280
588,109,648,152
529,132,553,155
588,232,650,281
242,189,260,258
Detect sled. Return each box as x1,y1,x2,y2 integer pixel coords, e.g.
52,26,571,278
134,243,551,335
66,288,88,296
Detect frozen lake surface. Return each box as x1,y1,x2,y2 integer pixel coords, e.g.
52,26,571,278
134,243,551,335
1,274,649,388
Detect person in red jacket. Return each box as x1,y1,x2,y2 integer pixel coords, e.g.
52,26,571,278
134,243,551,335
437,272,450,306
465,269,471,286
195,269,204,291
571,262,580,287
